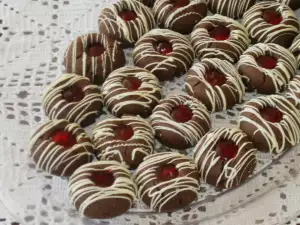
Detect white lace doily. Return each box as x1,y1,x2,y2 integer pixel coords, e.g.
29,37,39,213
1,0,300,225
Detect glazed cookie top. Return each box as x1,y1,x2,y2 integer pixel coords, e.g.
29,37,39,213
43,74,103,126
29,119,94,177
193,127,257,189
135,152,199,212
237,43,297,93
186,58,245,112
243,1,299,47
191,14,250,63
264,0,300,10
69,161,137,216
137,0,156,7
98,0,155,45
289,34,300,68
286,76,300,108
239,95,300,154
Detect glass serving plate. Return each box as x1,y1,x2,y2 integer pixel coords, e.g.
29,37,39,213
0,0,300,224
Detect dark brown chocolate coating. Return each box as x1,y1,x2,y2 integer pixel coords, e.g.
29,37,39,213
263,0,300,10
138,0,156,7
286,76,300,109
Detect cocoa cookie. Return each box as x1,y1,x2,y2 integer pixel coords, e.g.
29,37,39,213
153,0,207,34
137,0,156,7
93,117,154,169
237,43,297,94
29,120,94,177
193,128,257,189
239,95,300,154
68,161,137,219
98,0,155,47
243,1,299,48
263,0,300,10
43,74,103,127
133,29,195,81
102,66,162,118
286,76,300,109
289,34,300,69
150,95,211,150
208,0,256,19
186,58,245,112
63,33,125,85
191,14,250,63
135,152,199,212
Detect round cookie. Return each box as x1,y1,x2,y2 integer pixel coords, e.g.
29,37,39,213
68,161,137,219
43,74,103,127
286,76,300,109
93,117,154,169
29,120,94,177
208,0,256,19
191,14,250,63
135,152,199,212
237,43,297,94
243,1,299,48
193,127,257,189
239,95,300,154
102,66,162,118
263,0,300,10
133,29,195,81
186,58,245,112
289,34,300,69
153,0,207,34
64,33,125,85
150,95,211,150
98,0,156,47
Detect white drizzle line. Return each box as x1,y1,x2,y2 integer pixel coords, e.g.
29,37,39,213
29,120,93,176
102,66,162,117
289,34,300,68
92,117,154,166
237,43,297,93
209,0,255,18
134,152,199,212
150,95,211,147
239,95,300,154
193,127,257,189
69,161,137,216
286,76,300,108
186,58,245,112
190,14,250,62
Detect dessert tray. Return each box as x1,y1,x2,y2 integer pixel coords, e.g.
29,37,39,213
1,0,300,225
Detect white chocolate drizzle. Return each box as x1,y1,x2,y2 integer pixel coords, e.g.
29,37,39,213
289,34,300,68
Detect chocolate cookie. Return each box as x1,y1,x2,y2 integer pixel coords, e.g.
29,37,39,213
135,152,199,212
133,29,195,81
138,0,156,7
193,127,257,189
43,74,103,127
243,1,299,48
153,0,207,34
98,0,155,47
93,117,154,169
289,34,300,69
239,95,300,154
186,58,245,112
208,0,256,19
150,95,211,150
102,66,162,118
68,161,137,219
263,0,300,10
286,76,300,109
191,14,250,63
29,120,94,177
237,43,297,94
63,33,125,85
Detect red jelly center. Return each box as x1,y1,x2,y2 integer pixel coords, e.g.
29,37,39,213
217,139,239,161
263,10,283,25
90,171,115,187
114,125,134,141
122,77,142,91
205,70,227,86
86,44,105,57
156,42,173,55
209,26,230,41
260,107,283,123
52,130,77,148
119,10,137,21
172,0,190,8
256,56,278,70
158,164,179,181
62,85,85,102
171,105,193,123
